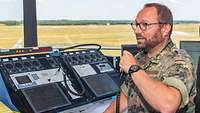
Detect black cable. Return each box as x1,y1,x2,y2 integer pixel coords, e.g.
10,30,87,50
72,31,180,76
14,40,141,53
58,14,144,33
116,90,120,113
116,71,126,113
62,68,86,96
54,60,86,96
58,44,102,51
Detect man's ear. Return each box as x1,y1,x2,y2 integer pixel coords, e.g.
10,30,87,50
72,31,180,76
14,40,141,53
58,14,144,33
161,24,171,37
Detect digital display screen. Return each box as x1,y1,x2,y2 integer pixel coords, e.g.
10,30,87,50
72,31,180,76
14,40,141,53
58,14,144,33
16,76,32,84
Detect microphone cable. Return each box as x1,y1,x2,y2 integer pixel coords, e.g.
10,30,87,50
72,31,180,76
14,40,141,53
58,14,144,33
116,71,126,113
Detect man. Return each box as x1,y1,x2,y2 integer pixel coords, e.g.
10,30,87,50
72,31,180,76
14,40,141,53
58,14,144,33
104,3,196,113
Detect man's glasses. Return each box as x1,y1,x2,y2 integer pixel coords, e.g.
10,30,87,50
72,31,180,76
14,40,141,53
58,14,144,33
131,22,166,31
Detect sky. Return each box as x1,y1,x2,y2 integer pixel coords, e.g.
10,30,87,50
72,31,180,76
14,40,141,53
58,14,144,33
0,0,200,21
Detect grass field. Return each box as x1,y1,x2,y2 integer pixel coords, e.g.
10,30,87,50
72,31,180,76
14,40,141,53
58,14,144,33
0,24,199,56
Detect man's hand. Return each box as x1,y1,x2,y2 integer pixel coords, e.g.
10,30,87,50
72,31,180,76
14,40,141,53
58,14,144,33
119,50,137,73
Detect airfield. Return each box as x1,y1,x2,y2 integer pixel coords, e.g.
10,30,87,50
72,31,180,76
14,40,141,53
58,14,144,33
0,23,199,56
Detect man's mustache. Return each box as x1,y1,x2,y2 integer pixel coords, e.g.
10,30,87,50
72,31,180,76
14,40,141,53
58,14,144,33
136,34,146,40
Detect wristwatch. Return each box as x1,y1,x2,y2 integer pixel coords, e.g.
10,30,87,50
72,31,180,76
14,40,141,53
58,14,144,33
128,65,141,77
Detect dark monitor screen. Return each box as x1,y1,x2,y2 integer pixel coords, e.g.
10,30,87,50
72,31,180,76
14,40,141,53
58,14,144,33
180,41,200,67
16,76,32,84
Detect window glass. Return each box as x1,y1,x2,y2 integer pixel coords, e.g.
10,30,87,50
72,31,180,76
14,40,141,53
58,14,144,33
36,0,135,56
0,0,23,49
0,0,200,56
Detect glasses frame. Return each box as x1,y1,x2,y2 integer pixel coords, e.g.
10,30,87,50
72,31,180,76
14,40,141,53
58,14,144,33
131,22,167,32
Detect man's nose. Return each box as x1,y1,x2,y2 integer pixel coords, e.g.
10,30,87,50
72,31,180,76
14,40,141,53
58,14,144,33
134,25,142,34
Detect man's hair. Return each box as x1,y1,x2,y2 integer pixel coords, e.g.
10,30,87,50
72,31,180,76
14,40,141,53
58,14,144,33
144,3,173,35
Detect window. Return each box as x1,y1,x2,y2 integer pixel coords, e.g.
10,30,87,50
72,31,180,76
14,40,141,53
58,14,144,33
1,0,200,56
36,0,134,56
0,0,23,48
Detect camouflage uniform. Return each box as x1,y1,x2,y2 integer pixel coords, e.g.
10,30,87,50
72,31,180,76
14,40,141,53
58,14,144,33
121,39,196,113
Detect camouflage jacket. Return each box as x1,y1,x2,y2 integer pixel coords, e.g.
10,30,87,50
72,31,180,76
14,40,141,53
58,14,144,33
121,40,196,113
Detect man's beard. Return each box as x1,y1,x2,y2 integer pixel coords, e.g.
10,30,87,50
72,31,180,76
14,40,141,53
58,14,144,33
136,32,163,52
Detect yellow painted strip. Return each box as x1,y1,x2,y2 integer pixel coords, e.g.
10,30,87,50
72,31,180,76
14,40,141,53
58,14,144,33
0,101,13,113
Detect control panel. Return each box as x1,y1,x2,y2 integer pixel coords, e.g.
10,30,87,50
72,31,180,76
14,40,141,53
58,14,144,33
62,50,114,76
0,49,119,113
1,54,63,90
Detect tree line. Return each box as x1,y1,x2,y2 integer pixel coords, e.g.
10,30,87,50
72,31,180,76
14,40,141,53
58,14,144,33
0,20,199,26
